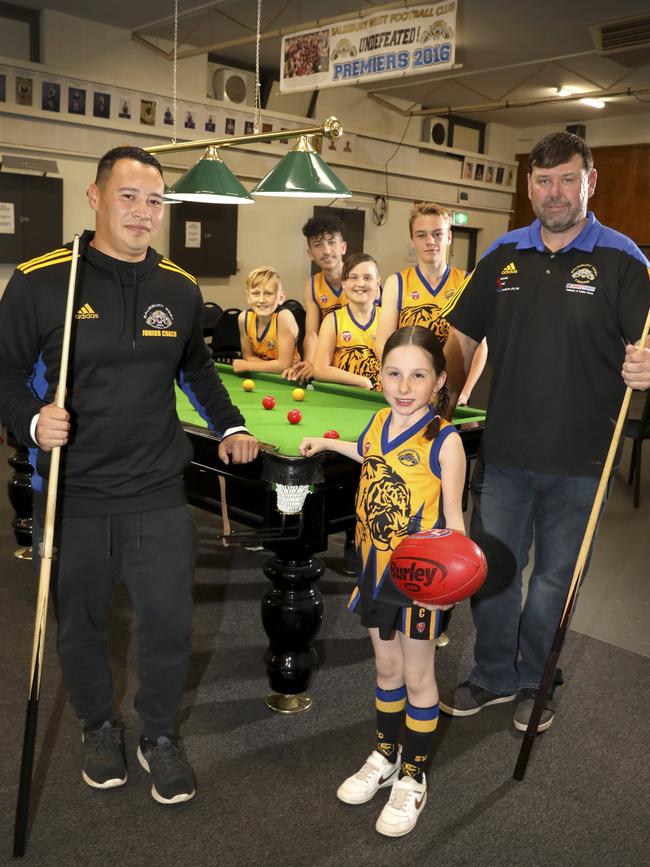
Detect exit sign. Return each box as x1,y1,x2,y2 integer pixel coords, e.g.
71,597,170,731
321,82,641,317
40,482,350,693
453,211,469,225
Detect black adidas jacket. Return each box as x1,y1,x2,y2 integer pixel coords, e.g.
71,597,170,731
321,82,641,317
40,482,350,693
0,230,245,515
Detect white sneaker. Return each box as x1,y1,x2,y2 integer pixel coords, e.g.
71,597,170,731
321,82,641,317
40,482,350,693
375,774,427,837
336,750,400,805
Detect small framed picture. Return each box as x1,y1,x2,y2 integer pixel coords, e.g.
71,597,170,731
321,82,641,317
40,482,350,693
184,109,196,130
244,120,255,135
140,99,156,125
42,81,61,112
262,121,272,143
205,114,216,132
68,87,86,115
474,163,485,182
225,117,235,135
495,166,505,185
93,91,111,119
463,159,474,180
485,165,495,183
0,73,6,103
163,106,174,126
505,168,514,186
279,128,289,145
16,76,33,106
118,97,132,119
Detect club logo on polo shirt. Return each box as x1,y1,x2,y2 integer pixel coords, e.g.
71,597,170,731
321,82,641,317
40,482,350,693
266,339,276,350
397,449,420,467
320,294,329,304
75,303,99,319
342,330,352,342
142,303,177,338
565,263,597,296
410,290,421,301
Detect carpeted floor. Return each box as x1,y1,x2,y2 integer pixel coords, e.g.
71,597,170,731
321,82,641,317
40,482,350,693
0,439,648,867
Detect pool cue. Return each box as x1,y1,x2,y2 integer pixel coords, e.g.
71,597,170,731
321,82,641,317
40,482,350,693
13,235,81,858
513,305,650,781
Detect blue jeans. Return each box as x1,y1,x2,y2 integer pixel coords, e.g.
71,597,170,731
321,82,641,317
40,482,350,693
468,461,601,694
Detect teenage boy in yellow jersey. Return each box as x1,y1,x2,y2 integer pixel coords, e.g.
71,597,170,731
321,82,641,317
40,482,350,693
233,266,300,375
314,253,382,390
375,203,486,404
283,215,348,382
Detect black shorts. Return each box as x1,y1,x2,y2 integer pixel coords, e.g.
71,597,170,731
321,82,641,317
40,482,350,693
351,591,441,642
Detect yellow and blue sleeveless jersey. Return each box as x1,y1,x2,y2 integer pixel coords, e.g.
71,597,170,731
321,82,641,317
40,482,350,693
395,264,467,344
349,406,456,609
245,310,299,363
311,272,347,317
330,305,381,389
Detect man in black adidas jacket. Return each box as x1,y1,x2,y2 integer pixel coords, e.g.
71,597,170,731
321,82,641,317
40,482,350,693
0,146,258,804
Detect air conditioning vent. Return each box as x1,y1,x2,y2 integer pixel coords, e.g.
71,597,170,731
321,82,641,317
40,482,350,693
589,16,650,66
212,68,256,106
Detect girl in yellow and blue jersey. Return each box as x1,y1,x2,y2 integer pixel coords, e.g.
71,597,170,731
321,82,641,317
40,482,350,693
233,266,300,376
313,253,382,391
300,326,466,838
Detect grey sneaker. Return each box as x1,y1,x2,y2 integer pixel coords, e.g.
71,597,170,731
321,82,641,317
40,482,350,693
82,720,127,789
513,688,555,733
439,680,516,716
137,735,196,804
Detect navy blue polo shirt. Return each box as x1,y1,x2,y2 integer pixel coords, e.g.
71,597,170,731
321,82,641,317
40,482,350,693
444,212,650,476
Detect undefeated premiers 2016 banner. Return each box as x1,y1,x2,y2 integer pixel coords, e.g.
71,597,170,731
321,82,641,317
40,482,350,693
280,2,457,93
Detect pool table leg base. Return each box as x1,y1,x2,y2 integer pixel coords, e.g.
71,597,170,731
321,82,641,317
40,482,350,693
265,693,313,714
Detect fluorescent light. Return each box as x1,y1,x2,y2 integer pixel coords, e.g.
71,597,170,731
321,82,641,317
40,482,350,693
580,97,606,109
556,87,573,97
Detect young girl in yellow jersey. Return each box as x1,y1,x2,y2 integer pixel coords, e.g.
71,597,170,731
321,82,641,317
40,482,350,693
313,253,382,391
300,326,466,838
233,266,300,376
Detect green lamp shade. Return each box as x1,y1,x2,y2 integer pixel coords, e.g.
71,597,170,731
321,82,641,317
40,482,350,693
252,151,351,198
171,151,254,204
163,185,182,204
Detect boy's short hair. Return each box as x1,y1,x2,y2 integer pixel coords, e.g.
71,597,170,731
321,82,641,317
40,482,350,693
528,131,593,174
95,145,164,186
246,266,282,293
302,215,345,244
408,202,451,237
342,252,379,281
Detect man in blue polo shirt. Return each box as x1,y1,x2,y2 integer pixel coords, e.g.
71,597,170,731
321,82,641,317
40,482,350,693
440,131,650,733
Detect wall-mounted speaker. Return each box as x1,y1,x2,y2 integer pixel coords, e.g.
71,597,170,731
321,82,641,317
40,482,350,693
421,117,449,147
211,67,256,106
566,124,587,139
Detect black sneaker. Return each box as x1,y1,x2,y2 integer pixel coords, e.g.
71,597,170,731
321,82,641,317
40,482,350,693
513,688,555,733
137,735,196,804
439,680,516,716
82,720,127,789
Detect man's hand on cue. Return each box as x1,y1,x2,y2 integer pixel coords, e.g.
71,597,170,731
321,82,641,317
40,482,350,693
36,403,70,451
218,433,260,465
622,343,650,390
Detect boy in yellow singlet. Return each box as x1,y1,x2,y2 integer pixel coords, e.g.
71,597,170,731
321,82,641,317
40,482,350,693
314,253,382,390
233,267,300,376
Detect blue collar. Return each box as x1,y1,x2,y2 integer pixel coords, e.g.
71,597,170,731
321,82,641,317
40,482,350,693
516,211,601,254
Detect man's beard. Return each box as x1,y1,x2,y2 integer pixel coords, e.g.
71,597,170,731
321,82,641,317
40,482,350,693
534,198,585,234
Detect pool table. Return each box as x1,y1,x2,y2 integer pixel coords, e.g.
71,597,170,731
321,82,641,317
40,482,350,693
177,365,486,711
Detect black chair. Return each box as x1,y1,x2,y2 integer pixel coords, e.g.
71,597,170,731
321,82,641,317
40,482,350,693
623,390,650,508
279,299,306,357
202,302,222,339
211,307,242,363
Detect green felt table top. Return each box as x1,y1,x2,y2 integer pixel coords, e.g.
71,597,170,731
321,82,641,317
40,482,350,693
176,363,486,456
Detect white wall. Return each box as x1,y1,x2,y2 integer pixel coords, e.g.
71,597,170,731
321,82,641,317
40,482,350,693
516,114,650,152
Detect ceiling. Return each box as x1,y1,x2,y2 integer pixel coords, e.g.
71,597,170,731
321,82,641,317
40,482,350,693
18,0,650,127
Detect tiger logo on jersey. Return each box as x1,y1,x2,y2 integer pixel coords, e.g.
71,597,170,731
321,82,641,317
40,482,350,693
399,303,450,342
333,345,381,390
356,456,410,551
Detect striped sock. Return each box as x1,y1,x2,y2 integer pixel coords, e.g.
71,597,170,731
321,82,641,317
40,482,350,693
400,702,440,783
375,685,406,764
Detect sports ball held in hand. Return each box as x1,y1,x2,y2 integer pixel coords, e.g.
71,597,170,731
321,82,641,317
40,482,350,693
323,430,340,439
242,379,255,392
287,409,302,425
389,529,487,605
262,395,276,410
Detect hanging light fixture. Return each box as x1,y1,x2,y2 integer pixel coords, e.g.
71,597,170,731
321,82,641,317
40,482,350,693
154,0,350,204
170,146,254,204
163,185,182,204
252,134,351,198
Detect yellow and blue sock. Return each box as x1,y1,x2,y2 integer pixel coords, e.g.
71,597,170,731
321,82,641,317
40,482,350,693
400,702,439,783
375,685,406,764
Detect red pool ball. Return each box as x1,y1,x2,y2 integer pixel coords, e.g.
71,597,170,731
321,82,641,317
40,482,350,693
287,409,302,425
262,395,276,410
323,430,340,439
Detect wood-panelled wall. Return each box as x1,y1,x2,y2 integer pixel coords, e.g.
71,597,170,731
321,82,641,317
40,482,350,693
510,144,650,246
